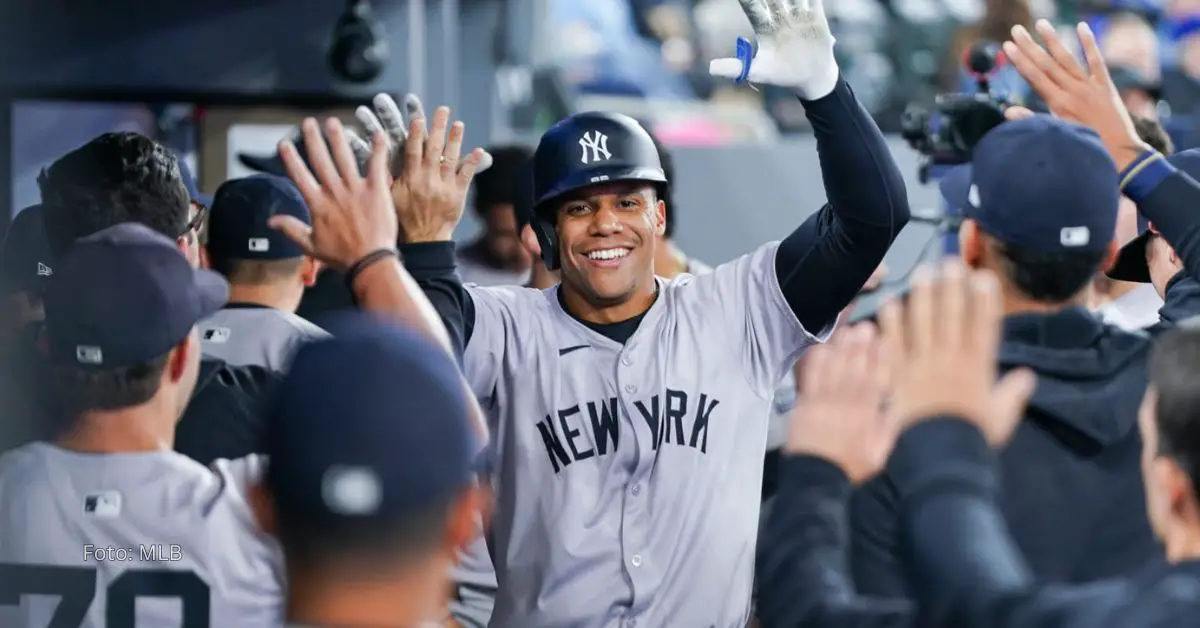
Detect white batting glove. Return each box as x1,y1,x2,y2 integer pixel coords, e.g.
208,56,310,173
355,93,493,176
709,0,839,100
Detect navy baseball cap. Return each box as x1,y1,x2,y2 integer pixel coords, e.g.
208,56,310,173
44,223,229,368
1108,149,1200,283
940,115,1119,254
205,174,311,261
265,314,482,521
1,205,54,296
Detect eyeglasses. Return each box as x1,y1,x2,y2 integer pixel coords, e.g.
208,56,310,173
181,202,209,241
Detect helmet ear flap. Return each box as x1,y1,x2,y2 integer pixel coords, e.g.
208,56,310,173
532,212,560,271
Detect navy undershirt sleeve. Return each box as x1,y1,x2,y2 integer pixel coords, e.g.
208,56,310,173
400,241,476,361
774,77,910,333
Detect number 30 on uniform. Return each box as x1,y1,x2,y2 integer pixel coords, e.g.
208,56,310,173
0,563,209,628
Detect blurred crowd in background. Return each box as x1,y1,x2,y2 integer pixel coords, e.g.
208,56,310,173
541,0,1200,143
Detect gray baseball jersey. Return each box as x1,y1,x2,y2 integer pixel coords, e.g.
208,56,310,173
449,255,721,628
0,443,283,627
464,241,829,628
199,305,329,371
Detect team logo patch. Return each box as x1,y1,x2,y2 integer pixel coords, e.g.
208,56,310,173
83,491,122,518
203,327,231,343
579,131,611,164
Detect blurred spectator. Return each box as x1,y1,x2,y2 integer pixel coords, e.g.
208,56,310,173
1162,10,1200,146
942,0,1035,101
1099,11,1162,81
546,0,696,98
1111,64,1165,119
458,146,534,287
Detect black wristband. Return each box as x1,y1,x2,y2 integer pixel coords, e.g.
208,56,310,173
343,248,400,292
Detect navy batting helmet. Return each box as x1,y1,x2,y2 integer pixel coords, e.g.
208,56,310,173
530,112,667,270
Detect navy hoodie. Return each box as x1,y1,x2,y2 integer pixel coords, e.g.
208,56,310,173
849,306,1161,598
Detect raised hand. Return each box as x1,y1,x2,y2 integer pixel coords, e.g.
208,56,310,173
1003,20,1150,170
878,262,1037,446
389,104,487,243
785,324,896,485
355,93,493,177
708,0,839,99
269,117,398,271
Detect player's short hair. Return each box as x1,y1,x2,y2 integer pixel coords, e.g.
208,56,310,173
1148,324,1200,494
207,256,304,286
51,353,171,417
991,239,1107,303
1132,115,1174,156
473,145,535,215
38,132,190,257
276,494,457,570
647,132,676,239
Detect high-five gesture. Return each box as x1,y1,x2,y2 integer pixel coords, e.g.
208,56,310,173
355,93,493,177
388,104,488,243
785,324,897,484
878,262,1037,446
709,0,840,99
1003,20,1150,170
269,118,397,271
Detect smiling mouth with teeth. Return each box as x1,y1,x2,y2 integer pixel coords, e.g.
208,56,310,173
586,248,631,261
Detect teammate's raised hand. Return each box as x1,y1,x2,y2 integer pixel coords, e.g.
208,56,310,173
1003,20,1150,170
269,117,398,271
785,323,896,484
390,104,488,243
878,262,1037,446
355,93,493,178
709,0,840,99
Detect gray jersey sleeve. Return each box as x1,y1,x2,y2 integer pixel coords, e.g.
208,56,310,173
697,240,833,391
461,285,545,407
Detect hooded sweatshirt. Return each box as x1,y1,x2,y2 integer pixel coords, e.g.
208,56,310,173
173,358,280,465
848,306,1161,598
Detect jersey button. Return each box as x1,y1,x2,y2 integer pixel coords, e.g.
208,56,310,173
631,484,641,496
621,356,632,366
624,384,637,394
630,554,642,567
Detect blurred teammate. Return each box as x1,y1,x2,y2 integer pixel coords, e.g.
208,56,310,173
457,146,534,286
199,174,328,370
0,205,53,335
0,204,55,451
1093,115,1171,330
258,316,487,628
36,132,279,465
853,116,1160,595
647,133,711,277
0,223,282,627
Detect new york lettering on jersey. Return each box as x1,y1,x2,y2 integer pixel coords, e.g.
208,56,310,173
464,242,827,628
0,445,283,627
537,388,720,472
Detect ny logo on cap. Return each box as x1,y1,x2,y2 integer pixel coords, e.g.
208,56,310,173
36,262,52,277
75,345,103,365
579,131,611,165
248,238,270,252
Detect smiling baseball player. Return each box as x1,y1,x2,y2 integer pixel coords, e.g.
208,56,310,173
359,1,908,625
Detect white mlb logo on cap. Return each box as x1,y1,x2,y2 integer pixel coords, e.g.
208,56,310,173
1060,226,1090,247
75,345,103,365
248,238,270,252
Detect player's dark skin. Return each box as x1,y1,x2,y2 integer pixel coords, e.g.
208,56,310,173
554,182,666,324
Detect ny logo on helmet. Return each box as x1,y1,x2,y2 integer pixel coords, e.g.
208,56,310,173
579,131,611,164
